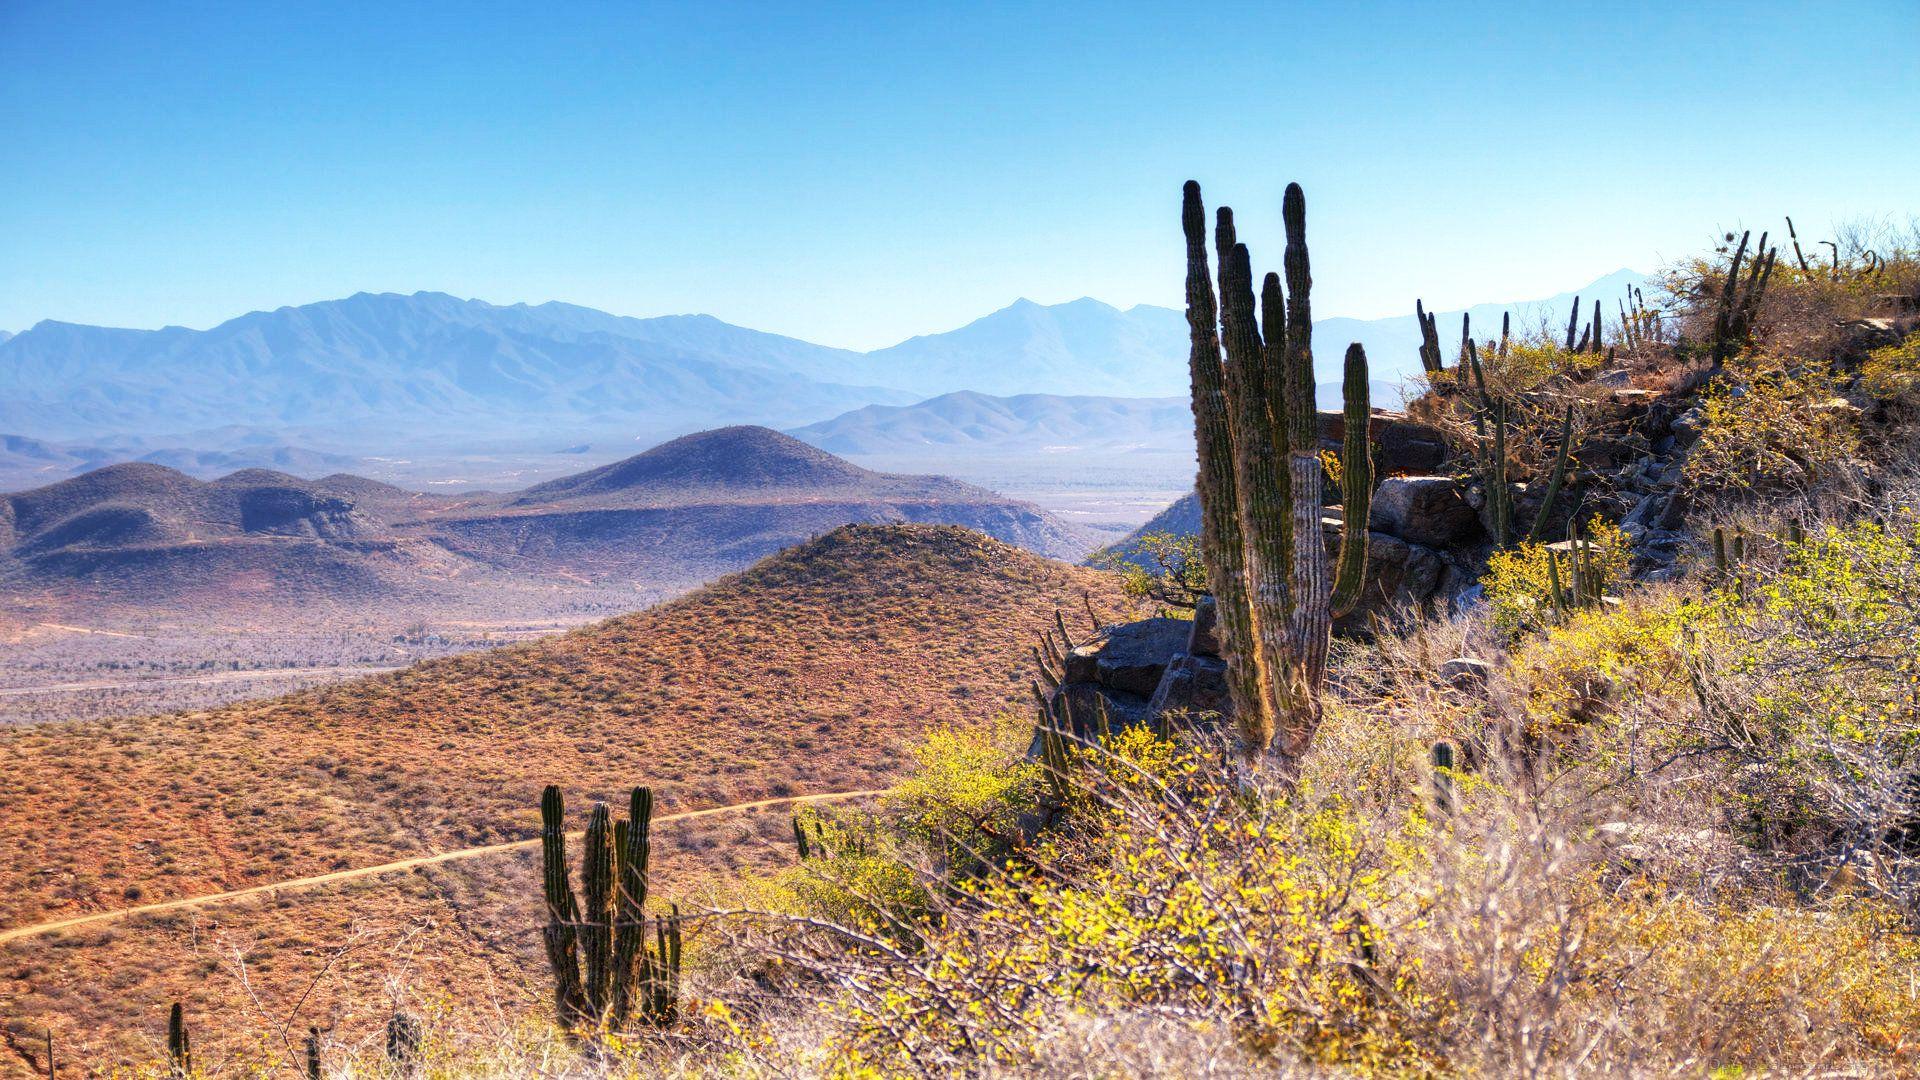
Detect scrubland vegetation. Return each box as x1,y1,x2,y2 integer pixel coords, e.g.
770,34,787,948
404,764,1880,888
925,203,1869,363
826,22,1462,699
196,211,1920,1079
7,205,1919,1076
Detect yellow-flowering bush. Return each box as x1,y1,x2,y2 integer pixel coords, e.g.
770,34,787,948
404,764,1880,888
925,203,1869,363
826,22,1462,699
1684,354,1860,500
1482,518,1631,635
804,728,1443,1076
1862,329,1920,401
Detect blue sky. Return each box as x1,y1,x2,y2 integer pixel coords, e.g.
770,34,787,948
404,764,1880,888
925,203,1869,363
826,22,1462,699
2,1,1915,349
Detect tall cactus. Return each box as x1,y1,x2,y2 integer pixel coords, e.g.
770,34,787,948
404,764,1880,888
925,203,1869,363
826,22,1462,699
1182,180,1371,764
540,785,679,1036
1182,182,1269,743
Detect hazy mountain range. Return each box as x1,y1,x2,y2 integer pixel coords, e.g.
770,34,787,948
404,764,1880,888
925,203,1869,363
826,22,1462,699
0,269,1645,486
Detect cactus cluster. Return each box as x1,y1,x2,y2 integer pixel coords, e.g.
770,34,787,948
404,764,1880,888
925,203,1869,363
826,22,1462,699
1452,318,1576,550
1543,525,1608,620
1182,181,1372,763
540,785,682,1035
1710,229,1779,368
790,810,871,861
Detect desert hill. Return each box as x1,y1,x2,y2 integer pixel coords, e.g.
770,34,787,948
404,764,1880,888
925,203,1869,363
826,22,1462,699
0,428,1092,621
0,524,1132,1069
514,425,952,506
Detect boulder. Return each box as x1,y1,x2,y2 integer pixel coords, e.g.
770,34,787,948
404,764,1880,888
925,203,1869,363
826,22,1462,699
1093,617,1192,697
1146,652,1231,720
1062,643,1099,685
1369,475,1482,548
1316,410,1449,474
1438,656,1493,692
1055,681,1152,735
1327,529,1446,627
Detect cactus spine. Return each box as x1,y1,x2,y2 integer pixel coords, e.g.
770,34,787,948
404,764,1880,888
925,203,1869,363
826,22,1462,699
1182,180,1371,763
540,785,678,1036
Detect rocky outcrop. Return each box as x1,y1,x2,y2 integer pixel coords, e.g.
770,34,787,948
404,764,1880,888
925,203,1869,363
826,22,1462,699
1044,597,1232,736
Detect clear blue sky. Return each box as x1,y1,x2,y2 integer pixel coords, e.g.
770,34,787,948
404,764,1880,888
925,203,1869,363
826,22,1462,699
3,1,1915,349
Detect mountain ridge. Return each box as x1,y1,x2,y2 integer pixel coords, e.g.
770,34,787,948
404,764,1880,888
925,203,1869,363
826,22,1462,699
0,272,1649,450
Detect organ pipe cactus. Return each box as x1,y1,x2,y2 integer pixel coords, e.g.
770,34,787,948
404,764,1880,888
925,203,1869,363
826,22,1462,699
1182,180,1371,764
540,785,679,1037
1524,406,1576,544
1416,299,1444,375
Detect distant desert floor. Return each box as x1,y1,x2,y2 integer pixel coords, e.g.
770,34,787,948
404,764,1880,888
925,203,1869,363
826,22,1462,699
844,448,1192,542
0,590,656,725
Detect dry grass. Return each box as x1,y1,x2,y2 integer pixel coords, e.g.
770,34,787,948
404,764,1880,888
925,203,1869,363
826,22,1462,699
0,524,1131,1075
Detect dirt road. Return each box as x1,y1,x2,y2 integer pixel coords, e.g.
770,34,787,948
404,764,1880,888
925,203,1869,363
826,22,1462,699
0,788,884,946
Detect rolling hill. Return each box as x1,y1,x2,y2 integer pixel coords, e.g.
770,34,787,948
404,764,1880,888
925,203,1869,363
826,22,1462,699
0,427,1092,621
0,524,1134,1070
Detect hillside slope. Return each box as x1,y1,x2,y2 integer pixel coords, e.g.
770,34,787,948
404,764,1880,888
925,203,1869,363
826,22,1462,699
0,525,1131,1070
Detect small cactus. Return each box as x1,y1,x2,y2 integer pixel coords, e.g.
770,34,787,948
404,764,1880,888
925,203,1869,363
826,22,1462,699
166,1003,190,1078
1431,742,1456,816
792,813,812,860
1525,406,1577,544
386,1013,421,1072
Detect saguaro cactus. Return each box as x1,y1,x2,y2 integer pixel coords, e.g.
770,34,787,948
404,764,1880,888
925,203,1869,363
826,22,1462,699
1182,180,1371,764
540,785,679,1036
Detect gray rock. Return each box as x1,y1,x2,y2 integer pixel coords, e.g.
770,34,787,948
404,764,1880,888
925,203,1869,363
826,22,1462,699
1450,584,1487,613
1317,411,1450,475
1622,492,1666,530
1370,475,1483,548
1063,643,1099,685
1092,617,1191,697
1337,531,1445,624
1670,406,1704,446
1438,656,1493,692
1594,368,1633,388
1146,652,1231,721
1056,681,1152,735
1187,595,1219,657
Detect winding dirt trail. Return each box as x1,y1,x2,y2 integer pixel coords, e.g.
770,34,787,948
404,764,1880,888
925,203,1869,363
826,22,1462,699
0,789,884,947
